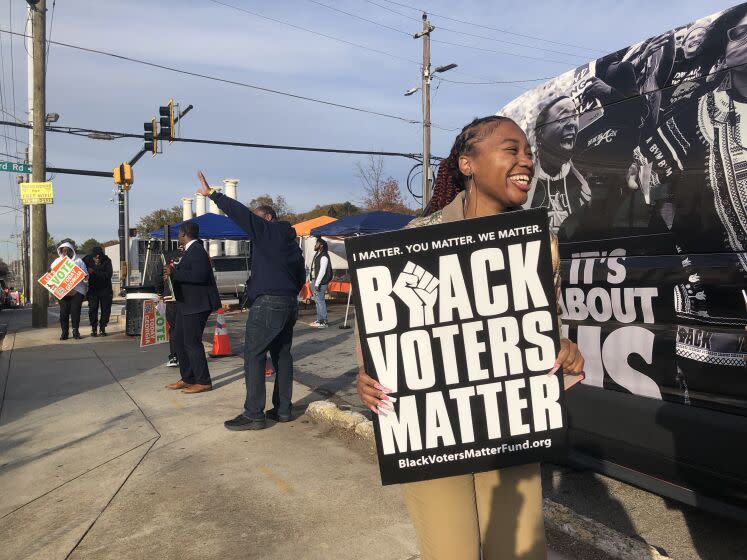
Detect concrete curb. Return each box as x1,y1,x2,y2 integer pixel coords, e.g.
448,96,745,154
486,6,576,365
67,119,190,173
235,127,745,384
306,400,671,560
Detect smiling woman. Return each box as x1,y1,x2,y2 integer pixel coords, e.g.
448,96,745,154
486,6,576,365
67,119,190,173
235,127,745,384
355,116,584,560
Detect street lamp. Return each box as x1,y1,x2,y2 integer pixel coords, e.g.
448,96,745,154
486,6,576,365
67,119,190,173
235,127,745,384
434,63,458,73
404,87,419,97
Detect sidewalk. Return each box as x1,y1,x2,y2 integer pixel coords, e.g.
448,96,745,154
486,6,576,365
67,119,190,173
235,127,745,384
0,309,418,560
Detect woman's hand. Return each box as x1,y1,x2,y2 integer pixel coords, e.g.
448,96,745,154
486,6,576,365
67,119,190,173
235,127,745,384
554,338,584,376
196,170,211,197
356,369,394,416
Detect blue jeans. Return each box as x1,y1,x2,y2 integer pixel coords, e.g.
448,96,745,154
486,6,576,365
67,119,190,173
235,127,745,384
313,283,328,323
243,295,298,419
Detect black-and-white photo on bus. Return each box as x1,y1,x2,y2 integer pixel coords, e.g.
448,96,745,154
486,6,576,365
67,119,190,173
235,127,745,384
499,2,747,520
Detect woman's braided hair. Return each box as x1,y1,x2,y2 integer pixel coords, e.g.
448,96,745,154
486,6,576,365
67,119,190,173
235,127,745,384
428,115,517,215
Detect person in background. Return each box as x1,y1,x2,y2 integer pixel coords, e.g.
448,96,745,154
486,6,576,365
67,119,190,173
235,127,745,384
83,247,113,337
197,171,305,430
156,245,183,368
310,237,332,328
163,222,221,394
53,241,88,340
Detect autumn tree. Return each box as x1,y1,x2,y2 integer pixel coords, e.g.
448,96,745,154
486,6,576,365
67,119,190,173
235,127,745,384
136,206,183,236
356,155,417,214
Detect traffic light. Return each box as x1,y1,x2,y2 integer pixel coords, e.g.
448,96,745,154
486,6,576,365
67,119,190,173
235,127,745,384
159,99,174,143
113,162,134,189
144,118,157,155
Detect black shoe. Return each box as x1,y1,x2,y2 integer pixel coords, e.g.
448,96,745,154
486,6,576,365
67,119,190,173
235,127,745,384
60,331,69,341
72,329,81,340
224,414,266,431
266,409,292,423
99,326,107,337
91,329,98,337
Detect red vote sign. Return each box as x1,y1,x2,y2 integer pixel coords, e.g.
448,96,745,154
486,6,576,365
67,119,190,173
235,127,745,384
38,257,86,299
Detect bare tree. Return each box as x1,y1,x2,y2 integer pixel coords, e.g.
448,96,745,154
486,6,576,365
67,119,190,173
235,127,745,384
356,155,413,213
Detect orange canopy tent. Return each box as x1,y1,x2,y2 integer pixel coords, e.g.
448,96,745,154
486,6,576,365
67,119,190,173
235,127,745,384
292,215,336,237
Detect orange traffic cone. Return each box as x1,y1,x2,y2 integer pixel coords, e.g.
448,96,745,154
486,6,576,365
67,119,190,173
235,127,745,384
264,359,274,377
209,309,234,357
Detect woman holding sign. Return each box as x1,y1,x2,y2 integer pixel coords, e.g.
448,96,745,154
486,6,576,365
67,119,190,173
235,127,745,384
52,242,88,340
356,116,584,560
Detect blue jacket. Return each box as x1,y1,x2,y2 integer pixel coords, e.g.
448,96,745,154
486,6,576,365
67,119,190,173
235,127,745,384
171,240,221,314
209,192,305,301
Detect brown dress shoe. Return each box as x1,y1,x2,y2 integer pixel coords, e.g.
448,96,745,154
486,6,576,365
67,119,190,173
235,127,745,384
166,380,192,390
182,384,212,394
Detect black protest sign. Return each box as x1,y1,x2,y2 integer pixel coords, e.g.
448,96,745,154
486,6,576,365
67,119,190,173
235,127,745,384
346,207,565,485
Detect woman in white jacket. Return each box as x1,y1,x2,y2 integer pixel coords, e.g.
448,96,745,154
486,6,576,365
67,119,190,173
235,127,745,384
52,242,88,340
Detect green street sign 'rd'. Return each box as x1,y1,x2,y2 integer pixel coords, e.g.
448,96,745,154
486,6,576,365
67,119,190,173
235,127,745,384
0,161,31,174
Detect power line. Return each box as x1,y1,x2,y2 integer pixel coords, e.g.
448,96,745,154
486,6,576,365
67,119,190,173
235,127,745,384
204,0,420,66
46,0,56,62
436,75,552,85
431,38,573,66
306,0,581,67
0,108,23,122
354,0,588,60
0,28,424,126
365,0,599,54
0,119,424,159
209,0,554,89
304,0,410,37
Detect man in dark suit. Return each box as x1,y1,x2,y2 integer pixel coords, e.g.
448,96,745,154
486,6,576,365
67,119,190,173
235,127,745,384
163,221,221,394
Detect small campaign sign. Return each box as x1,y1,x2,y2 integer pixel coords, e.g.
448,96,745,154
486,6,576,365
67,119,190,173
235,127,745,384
346,207,565,485
38,256,86,300
140,299,170,347
20,181,53,205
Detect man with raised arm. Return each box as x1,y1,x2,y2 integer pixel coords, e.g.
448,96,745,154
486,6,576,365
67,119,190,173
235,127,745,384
197,171,306,430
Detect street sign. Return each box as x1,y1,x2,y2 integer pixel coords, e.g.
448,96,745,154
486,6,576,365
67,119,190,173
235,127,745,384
20,181,53,205
0,161,31,174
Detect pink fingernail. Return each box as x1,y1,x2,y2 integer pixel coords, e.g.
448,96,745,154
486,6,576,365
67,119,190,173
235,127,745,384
380,394,389,401
369,405,379,415
547,363,561,376
378,402,394,412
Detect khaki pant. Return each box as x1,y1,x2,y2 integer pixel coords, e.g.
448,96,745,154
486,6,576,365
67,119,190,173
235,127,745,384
400,463,546,560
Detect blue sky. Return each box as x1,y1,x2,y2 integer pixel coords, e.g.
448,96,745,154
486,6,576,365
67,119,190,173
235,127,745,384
0,0,739,259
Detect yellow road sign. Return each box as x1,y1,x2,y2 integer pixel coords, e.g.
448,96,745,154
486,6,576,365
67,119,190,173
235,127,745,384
20,181,54,205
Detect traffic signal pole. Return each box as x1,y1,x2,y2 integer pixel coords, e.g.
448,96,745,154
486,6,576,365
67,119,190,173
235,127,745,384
116,102,192,293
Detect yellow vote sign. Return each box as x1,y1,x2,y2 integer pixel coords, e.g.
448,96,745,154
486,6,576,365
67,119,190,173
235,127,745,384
20,181,54,205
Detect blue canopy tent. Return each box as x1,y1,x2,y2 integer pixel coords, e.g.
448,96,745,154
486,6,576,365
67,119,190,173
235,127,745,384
149,213,249,239
309,211,414,237
310,211,415,329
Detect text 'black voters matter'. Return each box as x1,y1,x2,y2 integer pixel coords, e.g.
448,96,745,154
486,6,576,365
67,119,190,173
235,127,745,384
346,207,567,485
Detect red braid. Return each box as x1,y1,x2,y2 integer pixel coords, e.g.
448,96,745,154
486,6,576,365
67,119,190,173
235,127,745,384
428,145,462,214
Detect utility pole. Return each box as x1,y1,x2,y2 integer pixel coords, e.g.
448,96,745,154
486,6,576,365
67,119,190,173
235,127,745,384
408,17,455,211
30,0,48,327
16,167,30,298
416,13,434,210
